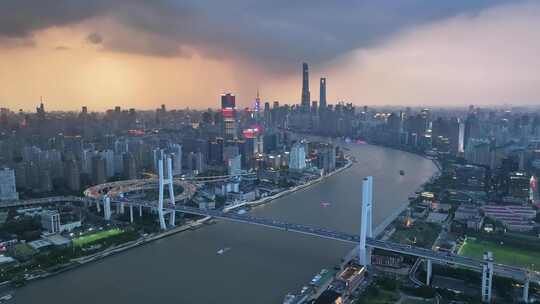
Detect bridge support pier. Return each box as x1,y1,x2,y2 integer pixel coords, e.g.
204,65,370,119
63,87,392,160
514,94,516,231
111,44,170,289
96,200,101,213
426,259,432,286
481,251,493,303
139,205,143,217
129,205,134,223
158,156,176,230
120,202,125,214
359,176,373,266
523,276,530,303
103,196,111,221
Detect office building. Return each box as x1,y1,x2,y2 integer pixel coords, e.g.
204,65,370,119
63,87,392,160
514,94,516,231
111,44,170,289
39,170,53,193
318,145,336,173
187,152,205,173
223,145,239,162
301,62,310,111
464,139,491,166
221,93,237,139
169,144,182,175
41,210,60,234
508,172,530,200
0,168,18,201
99,150,115,178
123,152,138,180
464,113,480,150
228,154,242,176
289,142,307,170
91,156,107,185
319,77,327,109
208,139,224,165
64,158,81,192
458,120,465,153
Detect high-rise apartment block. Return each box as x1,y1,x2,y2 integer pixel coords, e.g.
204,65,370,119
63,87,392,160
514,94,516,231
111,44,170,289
0,168,18,201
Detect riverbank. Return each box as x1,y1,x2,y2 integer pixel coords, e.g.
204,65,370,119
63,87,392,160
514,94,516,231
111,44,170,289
225,157,353,213
364,141,442,236
339,143,442,266
288,144,442,303
15,215,212,287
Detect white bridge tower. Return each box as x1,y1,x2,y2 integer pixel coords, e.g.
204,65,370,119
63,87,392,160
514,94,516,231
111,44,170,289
481,251,494,303
158,156,176,230
359,176,373,266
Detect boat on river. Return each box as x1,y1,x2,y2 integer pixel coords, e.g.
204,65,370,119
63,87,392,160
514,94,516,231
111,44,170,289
217,247,231,255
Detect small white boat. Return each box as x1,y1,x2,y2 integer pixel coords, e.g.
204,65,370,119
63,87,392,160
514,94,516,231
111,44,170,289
0,294,13,302
217,247,231,255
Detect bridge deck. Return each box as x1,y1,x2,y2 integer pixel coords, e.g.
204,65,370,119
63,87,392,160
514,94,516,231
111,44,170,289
112,199,531,282
1,196,533,282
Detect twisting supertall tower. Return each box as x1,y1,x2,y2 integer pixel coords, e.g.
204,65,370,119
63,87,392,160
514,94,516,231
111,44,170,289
319,77,327,110
158,156,176,229
301,62,310,111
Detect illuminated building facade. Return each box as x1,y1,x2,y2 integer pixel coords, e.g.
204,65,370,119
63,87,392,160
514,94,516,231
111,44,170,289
221,93,237,139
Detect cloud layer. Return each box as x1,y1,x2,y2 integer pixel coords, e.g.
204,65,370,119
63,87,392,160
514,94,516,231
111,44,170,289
320,1,540,106
1,0,516,69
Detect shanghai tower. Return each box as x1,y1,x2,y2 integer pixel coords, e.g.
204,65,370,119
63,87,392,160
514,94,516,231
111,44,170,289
319,77,327,109
301,62,310,110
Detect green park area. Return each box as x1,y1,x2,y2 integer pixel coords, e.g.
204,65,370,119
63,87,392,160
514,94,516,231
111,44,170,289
73,228,123,247
459,237,540,271
391,221,441,248
357,288,399,304
13,243,36,259
402,299,436,304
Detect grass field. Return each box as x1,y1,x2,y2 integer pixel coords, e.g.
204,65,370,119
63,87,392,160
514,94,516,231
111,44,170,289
402,299,436,304
391,222,441,248
73,228,123,247
358,289,400,304
13,243,36,258
459,237,540,271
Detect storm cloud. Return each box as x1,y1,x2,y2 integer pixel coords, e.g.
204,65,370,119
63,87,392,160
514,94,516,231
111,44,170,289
0,0,521,69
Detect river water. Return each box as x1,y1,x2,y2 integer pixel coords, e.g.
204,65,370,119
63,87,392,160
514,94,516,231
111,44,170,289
16,144,437,304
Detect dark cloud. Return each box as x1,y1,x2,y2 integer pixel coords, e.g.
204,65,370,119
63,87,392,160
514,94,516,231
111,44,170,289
0,0,523,70
0,0,110,38
86,32,103,44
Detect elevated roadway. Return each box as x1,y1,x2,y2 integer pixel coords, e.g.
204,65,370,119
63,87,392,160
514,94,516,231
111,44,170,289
113,199,536,284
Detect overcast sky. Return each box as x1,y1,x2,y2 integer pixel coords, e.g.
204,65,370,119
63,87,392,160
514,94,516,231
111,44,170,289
1,0,538,110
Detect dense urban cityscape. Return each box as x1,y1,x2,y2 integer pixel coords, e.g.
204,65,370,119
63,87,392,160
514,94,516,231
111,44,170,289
1,1,540,304
0,60,539,303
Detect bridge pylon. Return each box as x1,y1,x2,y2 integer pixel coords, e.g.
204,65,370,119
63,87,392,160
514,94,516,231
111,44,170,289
359,176,373,266
158,156,176,230
481,251,494,303
523,274,530,303
103,196,111,221
426,259,432,285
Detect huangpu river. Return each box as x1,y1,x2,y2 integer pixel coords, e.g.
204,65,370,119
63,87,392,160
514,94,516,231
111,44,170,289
17,143,437,303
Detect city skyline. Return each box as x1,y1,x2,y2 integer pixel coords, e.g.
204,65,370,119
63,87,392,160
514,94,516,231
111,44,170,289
1,1,540,111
